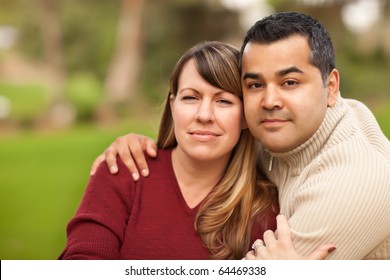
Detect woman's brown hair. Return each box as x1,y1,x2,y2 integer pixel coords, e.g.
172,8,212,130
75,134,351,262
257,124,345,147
157,41,277,259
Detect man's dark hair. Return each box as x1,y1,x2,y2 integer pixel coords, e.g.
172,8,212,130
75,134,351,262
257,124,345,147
240,12,335,85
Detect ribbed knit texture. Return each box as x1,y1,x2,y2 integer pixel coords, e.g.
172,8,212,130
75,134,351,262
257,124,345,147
260,96,390,259
59,149,277,260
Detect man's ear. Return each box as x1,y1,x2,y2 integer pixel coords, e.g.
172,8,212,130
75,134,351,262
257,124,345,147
327,69,340,107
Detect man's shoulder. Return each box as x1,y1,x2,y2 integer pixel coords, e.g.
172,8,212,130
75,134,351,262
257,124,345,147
328,98,390,162
320,135,390,172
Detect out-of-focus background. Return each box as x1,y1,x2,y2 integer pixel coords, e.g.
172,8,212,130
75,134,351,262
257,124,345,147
0,0,389,259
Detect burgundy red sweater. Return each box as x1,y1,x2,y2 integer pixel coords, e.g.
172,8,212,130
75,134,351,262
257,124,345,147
59,149,277,259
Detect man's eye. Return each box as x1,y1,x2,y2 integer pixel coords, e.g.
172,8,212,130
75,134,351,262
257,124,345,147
249,82,263,89
284,80,298,86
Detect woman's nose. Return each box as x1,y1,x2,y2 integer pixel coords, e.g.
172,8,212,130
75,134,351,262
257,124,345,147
196,100,215,122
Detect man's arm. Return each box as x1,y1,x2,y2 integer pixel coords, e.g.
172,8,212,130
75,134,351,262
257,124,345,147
284,163,390,259
90,133,157,181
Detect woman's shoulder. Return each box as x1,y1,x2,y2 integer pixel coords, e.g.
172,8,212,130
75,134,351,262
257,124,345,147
148,148,172,160
111,149,173,177
144,148,173,168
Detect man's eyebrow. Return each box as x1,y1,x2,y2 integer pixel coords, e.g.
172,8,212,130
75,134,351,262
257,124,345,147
277,66,304,77
242,67,303,80
242,72,262,80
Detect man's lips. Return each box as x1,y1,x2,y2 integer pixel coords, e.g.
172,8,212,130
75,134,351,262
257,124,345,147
261,119,287,124
260,119,289,128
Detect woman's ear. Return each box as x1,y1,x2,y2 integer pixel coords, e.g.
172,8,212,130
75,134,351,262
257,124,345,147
169,94,174,111
327,69,340,107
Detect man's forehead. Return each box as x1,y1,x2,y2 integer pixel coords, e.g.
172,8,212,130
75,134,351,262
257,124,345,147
243,35,310,53
242,39,311,67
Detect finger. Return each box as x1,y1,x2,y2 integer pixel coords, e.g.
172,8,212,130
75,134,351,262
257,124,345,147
104,147,120,174
130,140,150,178
107,136,137,179
263,229,277,246
112,134,153,180
275,214,291,241
252,239,267,259
90,154,105,176
251,239,264,250
144,138,158,158
243,250,256,260
305,244,336,260
273,214,295,249
111,141,139,180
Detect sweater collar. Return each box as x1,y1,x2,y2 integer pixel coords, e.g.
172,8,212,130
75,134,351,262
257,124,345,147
265,95,346,173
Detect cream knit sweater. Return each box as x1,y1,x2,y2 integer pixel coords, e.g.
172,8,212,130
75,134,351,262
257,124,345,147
259,95,390,259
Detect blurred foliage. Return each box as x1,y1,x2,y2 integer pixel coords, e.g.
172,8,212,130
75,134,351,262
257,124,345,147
60,0,120,79
65,73,102,120
0,82,48,124
338,50,390,99
0,0,120,79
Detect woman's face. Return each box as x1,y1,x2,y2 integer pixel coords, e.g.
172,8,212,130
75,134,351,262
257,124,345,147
170,59,245,163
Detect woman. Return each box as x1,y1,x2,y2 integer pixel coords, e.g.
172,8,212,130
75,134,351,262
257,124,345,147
60,41,278,260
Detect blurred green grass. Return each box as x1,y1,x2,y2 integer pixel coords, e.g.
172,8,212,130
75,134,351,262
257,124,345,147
0,120,158,259
376,111,390,137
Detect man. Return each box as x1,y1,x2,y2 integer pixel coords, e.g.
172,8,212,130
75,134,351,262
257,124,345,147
92,12,390,259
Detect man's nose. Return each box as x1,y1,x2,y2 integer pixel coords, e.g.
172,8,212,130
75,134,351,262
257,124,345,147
261,86,283,110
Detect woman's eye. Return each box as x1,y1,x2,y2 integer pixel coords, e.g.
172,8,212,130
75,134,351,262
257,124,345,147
217,99,233,105
182,96,197,101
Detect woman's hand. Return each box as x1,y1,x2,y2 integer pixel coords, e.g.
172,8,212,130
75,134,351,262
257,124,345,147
90,133,157,181
244,215,336,260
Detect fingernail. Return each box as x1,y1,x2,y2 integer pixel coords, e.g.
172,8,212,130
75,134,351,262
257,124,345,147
132,172,139,181
110,166,118,173
141,169,149,177
328,246,336,253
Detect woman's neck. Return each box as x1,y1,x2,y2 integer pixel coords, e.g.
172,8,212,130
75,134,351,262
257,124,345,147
171,147,231,209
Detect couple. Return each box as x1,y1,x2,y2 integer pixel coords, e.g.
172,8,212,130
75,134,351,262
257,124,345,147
60,12,390,260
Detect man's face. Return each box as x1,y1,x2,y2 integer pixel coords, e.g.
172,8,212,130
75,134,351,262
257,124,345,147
241,35,338,153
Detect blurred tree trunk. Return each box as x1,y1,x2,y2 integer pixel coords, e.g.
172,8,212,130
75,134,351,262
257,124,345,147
38,0,75,128
97,0,145,123
381,0,390,59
